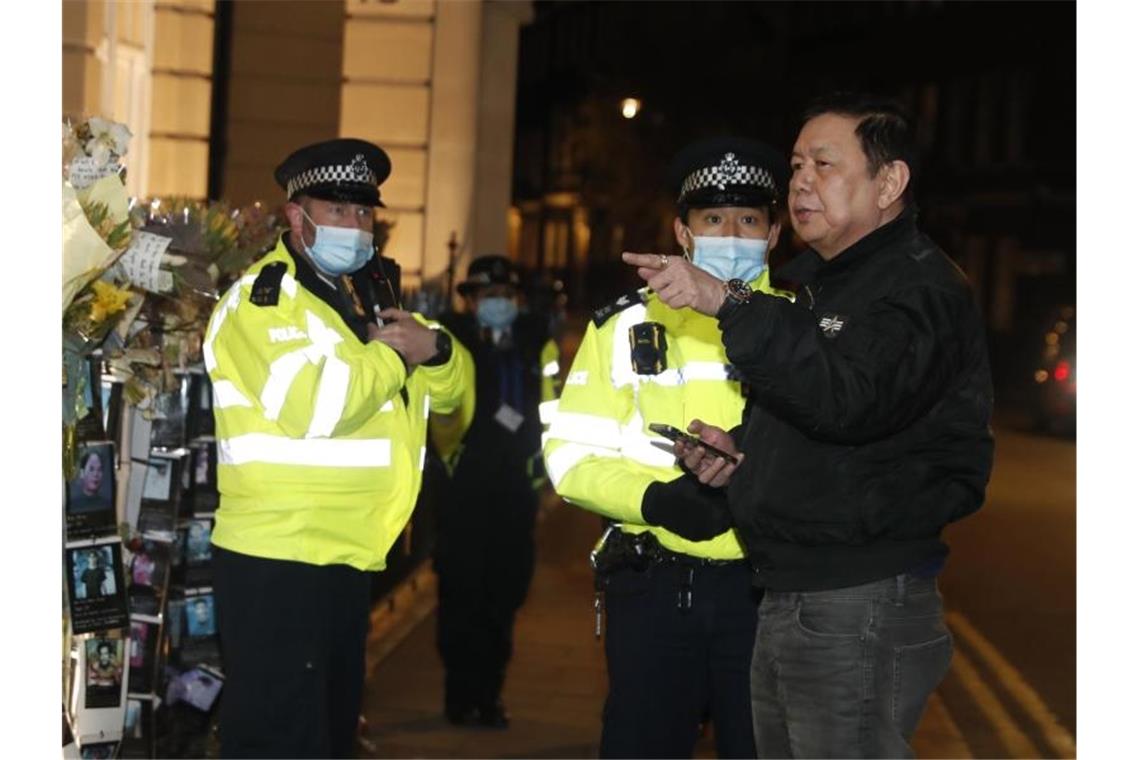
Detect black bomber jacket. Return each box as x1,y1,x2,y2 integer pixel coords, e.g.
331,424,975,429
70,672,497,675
719,207,994,591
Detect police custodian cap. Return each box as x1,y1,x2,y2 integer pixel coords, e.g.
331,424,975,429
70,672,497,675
457,254,520,296
668,136,788,209
274,138,392,207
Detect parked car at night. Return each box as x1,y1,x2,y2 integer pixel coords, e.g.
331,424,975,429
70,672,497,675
1029,305,1076,435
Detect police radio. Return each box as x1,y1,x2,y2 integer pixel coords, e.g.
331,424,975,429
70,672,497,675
628,322,667,375
343,253,402,327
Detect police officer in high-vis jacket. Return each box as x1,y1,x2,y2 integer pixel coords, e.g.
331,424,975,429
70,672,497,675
205,138,473,758
543,137,791,758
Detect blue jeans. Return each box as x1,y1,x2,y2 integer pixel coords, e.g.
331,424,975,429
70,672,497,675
750,574,952,759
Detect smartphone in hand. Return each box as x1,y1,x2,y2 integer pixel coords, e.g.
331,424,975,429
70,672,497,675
648,423,739,461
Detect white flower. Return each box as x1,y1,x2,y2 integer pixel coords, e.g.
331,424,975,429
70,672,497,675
84,116,132,164
86,140,112,167
108,122,132,156
87,116,111,136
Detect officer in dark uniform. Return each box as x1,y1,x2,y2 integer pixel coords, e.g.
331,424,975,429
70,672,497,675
432,255,560,728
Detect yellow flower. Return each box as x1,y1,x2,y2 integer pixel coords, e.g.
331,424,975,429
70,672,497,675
89,280,133,323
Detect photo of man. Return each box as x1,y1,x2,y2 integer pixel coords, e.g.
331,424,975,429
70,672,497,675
186,595,216,638
67,541,129,634
73,547,115,600
67,443,114,515
84,638,124,708
185,521,212,564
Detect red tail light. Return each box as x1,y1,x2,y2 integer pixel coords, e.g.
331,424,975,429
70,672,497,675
1053,361,1071,382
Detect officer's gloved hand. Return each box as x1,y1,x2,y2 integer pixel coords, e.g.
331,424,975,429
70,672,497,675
640,476,733,542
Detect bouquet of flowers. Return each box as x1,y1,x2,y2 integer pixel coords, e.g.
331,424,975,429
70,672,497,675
62,117,136,327
62,115,284,474
62,117,139,453
125,197,279,300
103,198,282,413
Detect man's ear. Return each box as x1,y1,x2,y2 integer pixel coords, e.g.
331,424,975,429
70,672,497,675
673,217,691,253
877,160,911,209
283,202,305,234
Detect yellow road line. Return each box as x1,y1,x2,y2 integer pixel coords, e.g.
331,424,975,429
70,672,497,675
948,645,1039,757
946,611,1077,758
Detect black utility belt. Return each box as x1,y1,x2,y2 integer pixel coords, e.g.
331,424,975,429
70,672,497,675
654,543,747,568
591,525,746,576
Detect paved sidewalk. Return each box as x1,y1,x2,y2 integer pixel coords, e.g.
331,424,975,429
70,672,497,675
359,496,971,759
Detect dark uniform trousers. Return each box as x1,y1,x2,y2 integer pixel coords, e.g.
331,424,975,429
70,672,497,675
600,558,760,759
434,481,537,713
212,545,372,759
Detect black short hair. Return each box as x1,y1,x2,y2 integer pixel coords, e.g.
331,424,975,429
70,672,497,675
677,202,773,227
97,642,112,655
80,450,101,469
801,92,918,203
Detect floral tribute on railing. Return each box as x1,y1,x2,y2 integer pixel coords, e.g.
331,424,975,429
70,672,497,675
62,117,281,476
62,116,283,758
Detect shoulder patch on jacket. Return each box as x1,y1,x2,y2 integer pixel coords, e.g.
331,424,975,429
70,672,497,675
249,262,288,306
592,289,646,327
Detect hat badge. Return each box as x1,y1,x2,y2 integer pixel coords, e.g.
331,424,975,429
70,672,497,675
349,153,370,182
713,152,747,190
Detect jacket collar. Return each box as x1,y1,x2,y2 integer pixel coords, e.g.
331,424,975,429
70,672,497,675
282,233,338,296
775,206,918,285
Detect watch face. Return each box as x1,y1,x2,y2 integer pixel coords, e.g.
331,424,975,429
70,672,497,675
727,279,752,302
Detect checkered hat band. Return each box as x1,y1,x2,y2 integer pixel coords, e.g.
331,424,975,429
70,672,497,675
679,164,775,200
286,163,377,198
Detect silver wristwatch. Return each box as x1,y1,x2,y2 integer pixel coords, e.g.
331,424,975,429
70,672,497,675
717,278,753,318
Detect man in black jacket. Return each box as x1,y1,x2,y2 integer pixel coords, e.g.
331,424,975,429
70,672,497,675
622,93,994,758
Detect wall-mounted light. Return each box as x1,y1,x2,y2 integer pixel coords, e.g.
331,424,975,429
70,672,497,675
621,98,641,119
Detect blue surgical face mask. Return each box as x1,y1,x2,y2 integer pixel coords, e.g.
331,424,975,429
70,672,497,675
685,229,769,283
300,209,374,276
476,296,519,330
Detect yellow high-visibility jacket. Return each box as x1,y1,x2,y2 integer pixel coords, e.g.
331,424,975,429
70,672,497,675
543,271,790,559
203,238,474,571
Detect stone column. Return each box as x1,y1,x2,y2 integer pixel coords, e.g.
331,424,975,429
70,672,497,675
470,1,535,261
421,0,483,290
